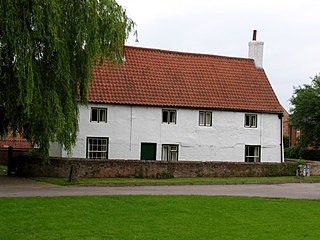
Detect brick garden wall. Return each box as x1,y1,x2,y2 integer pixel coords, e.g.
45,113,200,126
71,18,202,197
16,157,301,178
0,148,29,165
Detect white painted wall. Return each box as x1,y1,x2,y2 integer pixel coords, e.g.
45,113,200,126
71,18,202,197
49,142,62,157
248,40,264,69
57,104,282,162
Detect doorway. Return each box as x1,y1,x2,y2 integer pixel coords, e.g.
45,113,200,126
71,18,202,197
140,143,157,160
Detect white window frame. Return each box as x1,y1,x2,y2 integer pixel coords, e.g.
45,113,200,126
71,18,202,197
244,114,257,128
87,137,108,159
245,145,261,162
162,144,178,161
199,111,212,127
91,107,107,123
162,109,176,124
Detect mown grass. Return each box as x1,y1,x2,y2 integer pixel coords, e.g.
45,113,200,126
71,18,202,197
0,195,319,240
0,164,7,174
28,175,320,186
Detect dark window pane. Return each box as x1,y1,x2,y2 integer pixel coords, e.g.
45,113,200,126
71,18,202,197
91,108,98,122
162,111,168,123
245,115,250,126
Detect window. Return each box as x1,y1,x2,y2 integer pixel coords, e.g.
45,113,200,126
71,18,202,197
245,145,261,162
245,114,257,128
91,108,107,123
296,128,301,140
199,111,212,126
162,145,178,161
162,109,176,124
87,137,108,159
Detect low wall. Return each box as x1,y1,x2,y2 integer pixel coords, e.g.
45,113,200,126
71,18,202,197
0,148,29,165
285,158,320,176
16,157,300,178
309,163,320,176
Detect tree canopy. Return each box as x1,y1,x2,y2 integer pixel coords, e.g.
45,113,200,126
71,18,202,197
290,74,320,148
0,0,134,159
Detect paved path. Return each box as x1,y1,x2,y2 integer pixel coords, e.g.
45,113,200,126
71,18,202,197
1,175,320,199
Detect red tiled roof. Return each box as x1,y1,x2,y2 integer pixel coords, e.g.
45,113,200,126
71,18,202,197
0,139,32,149
0,133,32,149
89,46,283,113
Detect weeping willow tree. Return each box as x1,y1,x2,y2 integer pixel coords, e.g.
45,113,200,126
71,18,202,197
0,0,134,160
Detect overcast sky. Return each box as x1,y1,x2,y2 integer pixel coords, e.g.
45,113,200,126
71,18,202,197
117,0,320,111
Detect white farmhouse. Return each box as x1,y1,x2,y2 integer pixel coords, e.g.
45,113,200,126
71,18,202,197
50,32,284,162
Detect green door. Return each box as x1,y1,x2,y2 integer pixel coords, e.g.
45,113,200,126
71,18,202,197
140,143,157,160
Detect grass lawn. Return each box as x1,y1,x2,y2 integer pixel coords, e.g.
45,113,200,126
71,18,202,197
0,195,320,240
29,175,320,186
0,164,7,174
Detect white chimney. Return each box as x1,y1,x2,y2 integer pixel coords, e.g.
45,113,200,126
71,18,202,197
248,30,264,69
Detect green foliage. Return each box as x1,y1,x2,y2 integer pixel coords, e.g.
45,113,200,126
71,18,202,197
290,74,320,148
300,150,320,161
264,163,298,177
285,146,320,161
1,196,320,239
297,157,306,165
0,0,134,161
283,135,289,148
0,164,7,173
282,163,299,176
265,165,280,177
284,146,302,159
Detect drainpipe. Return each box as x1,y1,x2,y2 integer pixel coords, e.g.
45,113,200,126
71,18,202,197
278,113,284,163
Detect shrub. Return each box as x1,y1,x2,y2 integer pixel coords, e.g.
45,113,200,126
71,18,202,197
284,146,320,161
265,163,297,177
284,146,301,159
283,136,290,148
300,149,320,161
